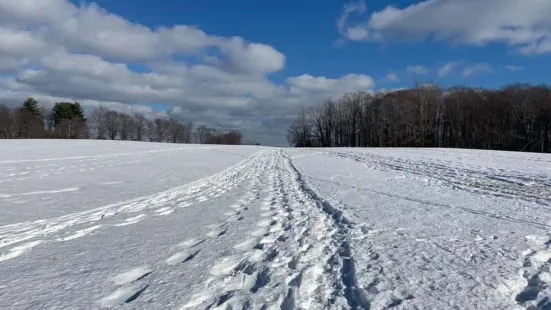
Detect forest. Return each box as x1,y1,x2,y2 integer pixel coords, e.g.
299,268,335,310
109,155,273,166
287,83,551,153
0,98,243,145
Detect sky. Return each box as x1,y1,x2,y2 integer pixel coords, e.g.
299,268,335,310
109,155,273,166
1,0,550,146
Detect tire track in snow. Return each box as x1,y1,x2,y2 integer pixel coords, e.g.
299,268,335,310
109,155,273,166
321,150,551,206
303,175,550,232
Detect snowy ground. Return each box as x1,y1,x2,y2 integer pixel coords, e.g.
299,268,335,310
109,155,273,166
1,141,551,310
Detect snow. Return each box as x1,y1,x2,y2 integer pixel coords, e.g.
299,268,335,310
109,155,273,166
1,140,551,309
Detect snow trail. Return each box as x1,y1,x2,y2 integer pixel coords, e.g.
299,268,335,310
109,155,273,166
179,150,351,309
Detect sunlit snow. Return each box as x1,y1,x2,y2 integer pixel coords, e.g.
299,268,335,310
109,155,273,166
1,140,550,309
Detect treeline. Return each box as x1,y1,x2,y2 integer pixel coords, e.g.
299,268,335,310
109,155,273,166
288,83,551,153
0,98,242,145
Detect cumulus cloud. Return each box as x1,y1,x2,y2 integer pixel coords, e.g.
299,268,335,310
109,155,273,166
437,62,456,77
405,65,428,75
462,63,493,77
0,0,375,146
385,72,400,82
338,0,551,55
504,65,523,71
337,1,369,41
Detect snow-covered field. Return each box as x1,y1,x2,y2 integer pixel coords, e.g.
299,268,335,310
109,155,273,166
1,141,551,310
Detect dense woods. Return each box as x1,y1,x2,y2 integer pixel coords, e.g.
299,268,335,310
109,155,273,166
288,83,551,153
0,99,242,145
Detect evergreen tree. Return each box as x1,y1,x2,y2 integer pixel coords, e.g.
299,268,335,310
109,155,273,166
17,97,44,138
19,97,41,116
51,102,87,138
71,102,85,120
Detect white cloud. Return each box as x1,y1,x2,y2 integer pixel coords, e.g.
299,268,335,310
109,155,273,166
0,0,375,146
406,65,428,75
345,27,370,41
385,72,400,82
0,28,46,57
437,62,456,77
504,65,523,71
286,74,373,93
462,63,493,77
337,1,368,41
338,0,551,55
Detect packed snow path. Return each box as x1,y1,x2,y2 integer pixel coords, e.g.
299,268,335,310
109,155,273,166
1,141,551,309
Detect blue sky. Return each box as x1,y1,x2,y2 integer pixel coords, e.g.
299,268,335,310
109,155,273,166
83,0,550,89
1,0,551,145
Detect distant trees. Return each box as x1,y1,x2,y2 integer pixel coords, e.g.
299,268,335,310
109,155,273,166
50,102,87,138
194,125,242,145
0,97,243,145
18,97,45,139
288,83,551,153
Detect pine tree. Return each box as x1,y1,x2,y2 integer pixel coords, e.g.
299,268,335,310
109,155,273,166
51,102,87,138
17,97,44,138
71,102,85,120
19,97,41,117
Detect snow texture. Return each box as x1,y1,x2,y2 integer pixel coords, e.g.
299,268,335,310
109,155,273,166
1,140,551,309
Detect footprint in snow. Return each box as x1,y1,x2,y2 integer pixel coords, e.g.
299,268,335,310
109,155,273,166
206,223,226,230
210,255,249,277
56,225,102,242
234,238,260,252
175,238,206,249
155,207,174,216
166,249,201,265
260,211,275,217
100,266,153,307
112,266,154,286
256,219,276,228
227,214,244,222
177,202,192,208
262,197,276,205
114,214,147,227
181,292,214,309
228,204,242,210
207,226,228,238
100,283,149,307
0,240,44,262
250,227,269,237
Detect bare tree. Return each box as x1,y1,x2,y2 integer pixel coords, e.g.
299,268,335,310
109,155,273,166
153,118,169,142
287,83,551,153
0,104,14,138
196,125,211,144
118,113,133,140
133,113,146,141
287,107,312,147
91,106,108,139
105,110,120,140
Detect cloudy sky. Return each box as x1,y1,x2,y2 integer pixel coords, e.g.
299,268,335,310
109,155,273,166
1,0,550,146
